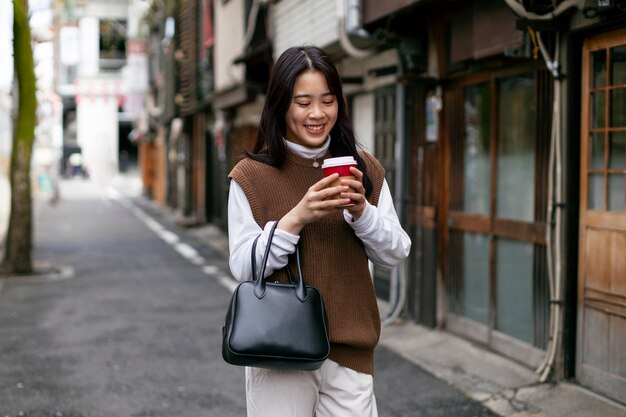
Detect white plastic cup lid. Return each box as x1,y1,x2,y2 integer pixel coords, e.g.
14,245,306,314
321,156,357,169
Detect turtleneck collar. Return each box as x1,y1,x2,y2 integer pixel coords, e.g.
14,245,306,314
283,137,330,159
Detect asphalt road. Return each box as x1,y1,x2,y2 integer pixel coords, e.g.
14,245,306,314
0,179,496,417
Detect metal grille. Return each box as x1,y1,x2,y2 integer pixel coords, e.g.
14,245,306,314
374,86,397,193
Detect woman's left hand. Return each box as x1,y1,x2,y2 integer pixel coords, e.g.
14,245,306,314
341,166,367,221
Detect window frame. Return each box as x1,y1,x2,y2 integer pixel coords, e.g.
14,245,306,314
444,64,551,364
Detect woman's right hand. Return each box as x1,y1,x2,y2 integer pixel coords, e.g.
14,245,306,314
277,173,351,235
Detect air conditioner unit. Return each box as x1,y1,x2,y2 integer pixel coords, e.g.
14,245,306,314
582,0,626,17
597,0,616,10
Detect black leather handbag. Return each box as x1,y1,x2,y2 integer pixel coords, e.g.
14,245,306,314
222,222,330,370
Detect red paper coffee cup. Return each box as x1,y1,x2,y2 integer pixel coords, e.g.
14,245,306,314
321,156,357,177
321,156,357,205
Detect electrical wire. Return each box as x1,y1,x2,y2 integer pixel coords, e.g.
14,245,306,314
534,31,564,382
502,0,571,383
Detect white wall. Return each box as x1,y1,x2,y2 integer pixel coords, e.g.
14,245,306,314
76,79,121,185
214,0,245,92
0,0,13,160
338,48,399,92
79,16,100,77
273,0,338,59
352,93,374,154
0,0,12,242
84,0,128,19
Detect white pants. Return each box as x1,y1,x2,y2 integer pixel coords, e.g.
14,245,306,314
245,360,378,417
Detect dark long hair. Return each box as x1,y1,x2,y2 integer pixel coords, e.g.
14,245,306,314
248,45,373,197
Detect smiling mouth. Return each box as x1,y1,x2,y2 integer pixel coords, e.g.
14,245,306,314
305,124,324,132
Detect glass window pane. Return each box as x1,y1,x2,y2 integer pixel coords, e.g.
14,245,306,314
462,232,490,324
590,133,605,169
609,131,626,169
496,75,535,222
593,49,607,88
611,45,626,86
496,239,533,344
608,174,625,212
610,89,626,127
592,91,606,128
588,173,604,210
463,84,491,214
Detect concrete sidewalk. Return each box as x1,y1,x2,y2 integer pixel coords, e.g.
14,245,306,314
380,321,626,417
181,202,626,417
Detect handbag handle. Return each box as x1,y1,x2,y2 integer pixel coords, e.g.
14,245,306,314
252,221,277,298
252,230,294,285
250,234,261,279
284,245,307,302
251,221,278,282
251,222,307,302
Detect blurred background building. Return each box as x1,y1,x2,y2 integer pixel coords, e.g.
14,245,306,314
2,0,626,407
53,0,148,186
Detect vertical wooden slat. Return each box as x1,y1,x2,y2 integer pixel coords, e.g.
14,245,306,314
535,69,552,223
448,88,464,212
444,87,454,307
534,69,552,348
533,244,549,349
488,77,498,339
604,49,611,210
178,0,199,116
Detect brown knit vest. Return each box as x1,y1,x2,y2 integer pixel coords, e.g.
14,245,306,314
229,149,385,374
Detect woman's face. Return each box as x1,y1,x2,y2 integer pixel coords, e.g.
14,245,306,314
285,70,338,148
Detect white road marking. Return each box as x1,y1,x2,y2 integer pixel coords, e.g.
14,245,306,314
202,265,220,275
217,276,238,293
108,188,236,293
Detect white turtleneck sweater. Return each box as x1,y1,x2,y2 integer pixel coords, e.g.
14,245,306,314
228,138,411,281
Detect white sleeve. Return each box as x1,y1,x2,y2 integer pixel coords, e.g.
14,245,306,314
228,180,299,282
343,179,411,269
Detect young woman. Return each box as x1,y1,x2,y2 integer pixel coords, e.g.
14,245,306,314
228,45,411,417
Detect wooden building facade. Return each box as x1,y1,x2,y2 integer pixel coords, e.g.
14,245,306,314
140,0,626,405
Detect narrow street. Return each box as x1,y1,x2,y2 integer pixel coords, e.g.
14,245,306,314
0,178,496,417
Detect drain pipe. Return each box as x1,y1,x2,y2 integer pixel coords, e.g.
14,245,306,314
337,0,375,58
382,47,409,326
335,0,407,324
